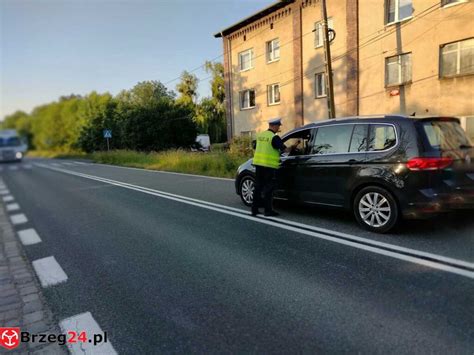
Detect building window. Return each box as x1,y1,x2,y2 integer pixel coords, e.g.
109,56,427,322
385,53,412,86
386,0,412,24
267,84,280,105
314,73,327,98
239,49,253,71
266,38,280,63
314,18,334,48
240,89,255,110
441,0,468,7
440,38,474,77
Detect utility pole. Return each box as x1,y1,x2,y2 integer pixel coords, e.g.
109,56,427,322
321,0,336,118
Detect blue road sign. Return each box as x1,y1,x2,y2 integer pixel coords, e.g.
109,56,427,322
103,130,112,139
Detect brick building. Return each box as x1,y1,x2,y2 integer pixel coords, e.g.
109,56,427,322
214,0,474,141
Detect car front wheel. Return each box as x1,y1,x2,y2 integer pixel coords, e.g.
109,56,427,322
239,175,255,207
353,186,399,233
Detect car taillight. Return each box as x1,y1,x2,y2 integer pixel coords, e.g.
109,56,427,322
406,157,453,171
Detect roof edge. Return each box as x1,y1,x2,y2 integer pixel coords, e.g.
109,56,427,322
214,0,294,38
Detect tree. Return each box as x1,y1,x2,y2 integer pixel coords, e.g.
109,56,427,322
176,71,198,105
205,61,225,105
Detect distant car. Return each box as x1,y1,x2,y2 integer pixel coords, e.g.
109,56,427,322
0,130,27,162
235,115,474,233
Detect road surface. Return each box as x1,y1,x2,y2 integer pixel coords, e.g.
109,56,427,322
1,158,473,353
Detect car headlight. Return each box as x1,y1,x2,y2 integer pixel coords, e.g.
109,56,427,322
15,152,23,159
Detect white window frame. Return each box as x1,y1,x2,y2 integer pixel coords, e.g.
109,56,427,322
440,38,474,78
385,52,412,87
266,38,280,63
314,18,334,48
239,49,253,72
267,83,281,106
386,0,413,25
239,89,256,110
441,0,468,8
314,73,327,98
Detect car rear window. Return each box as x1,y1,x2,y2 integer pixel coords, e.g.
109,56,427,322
419,120,472,151
368,125,397,151
311,125,353,154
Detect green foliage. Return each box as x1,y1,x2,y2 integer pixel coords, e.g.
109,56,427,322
1,110,34,148
176,71,198,105
229,136,254,158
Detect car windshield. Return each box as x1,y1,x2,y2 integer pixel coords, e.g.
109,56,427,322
419,120,472,150
0,137,21,147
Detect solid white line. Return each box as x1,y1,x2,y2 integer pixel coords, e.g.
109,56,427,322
94,162,234,181
23,164,33,169
0,189,10,195
51,163,61,167
32,256,68,287
18,228,42,245
60,312,117,354
2,195,14,202
9,166,18,171
6,203,20,212
10,213,28,225
42,165,474,279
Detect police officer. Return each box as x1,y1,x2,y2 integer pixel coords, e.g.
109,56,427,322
252,118,298,216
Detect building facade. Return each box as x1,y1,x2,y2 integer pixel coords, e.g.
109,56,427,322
214,0,474,141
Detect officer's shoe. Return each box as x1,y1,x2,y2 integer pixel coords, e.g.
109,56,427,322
251,208,260,216
264,210,279,217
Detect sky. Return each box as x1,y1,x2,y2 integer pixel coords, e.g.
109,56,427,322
0,0,273,119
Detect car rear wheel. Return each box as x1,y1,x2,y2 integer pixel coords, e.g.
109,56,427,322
353,186,399,233
239,175,255,207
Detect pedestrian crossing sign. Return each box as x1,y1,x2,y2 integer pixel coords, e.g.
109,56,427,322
103,130,112,139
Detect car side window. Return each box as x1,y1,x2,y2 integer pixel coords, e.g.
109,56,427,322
349,124,368,152
310,125,353,155
282,129,313,156
368,124,397,151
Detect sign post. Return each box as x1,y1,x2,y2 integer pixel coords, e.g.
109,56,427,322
103,129,112,151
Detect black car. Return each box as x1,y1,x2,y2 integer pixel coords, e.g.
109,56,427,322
235,115,474,233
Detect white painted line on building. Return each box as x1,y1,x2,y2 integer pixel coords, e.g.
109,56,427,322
3,195,14,202
10,213,28,225
41,165,474,279
0,189,10,195
32,256,68,287
9,166,18,171
6,203,20,212
60,312,117,354
18,228,42,245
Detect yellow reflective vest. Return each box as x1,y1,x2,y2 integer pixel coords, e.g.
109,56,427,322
253,130,280,169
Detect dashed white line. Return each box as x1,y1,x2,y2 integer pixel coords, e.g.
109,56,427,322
18,228,42,245
6,203,20,212
23,164,33,169
32,256,68,287
0,189,10,195
60,312,117,354
9,166,18,171
2,195,14,202
10,213,28,225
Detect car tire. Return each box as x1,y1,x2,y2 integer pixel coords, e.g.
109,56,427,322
353,186,399,233
239,175,255,207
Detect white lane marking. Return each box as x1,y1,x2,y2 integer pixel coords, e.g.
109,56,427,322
73,161,88,165
10,213,28,225
9,166,19,171
0,189,10,195
32,256,68,287
23,164,32,169
2,195,14,202
51,163,61,167
94,162,234,181
41,165,474,279
18,228,42,245
6,203,20,212
60,312,117,354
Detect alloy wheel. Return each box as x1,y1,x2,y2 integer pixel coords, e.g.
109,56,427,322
358,192,392,228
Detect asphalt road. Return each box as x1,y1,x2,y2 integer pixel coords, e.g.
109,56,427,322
1,158,473,353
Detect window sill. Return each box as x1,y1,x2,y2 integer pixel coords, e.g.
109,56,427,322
239,67,253,73
440,72,474,79
442,1,468,9
240,106,256,111
267,58,280,64
315,95,327,99
268,102,281,106
385,81,412,89
385,16,413,28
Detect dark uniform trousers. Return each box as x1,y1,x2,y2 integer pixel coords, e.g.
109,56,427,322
252,165,277,214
